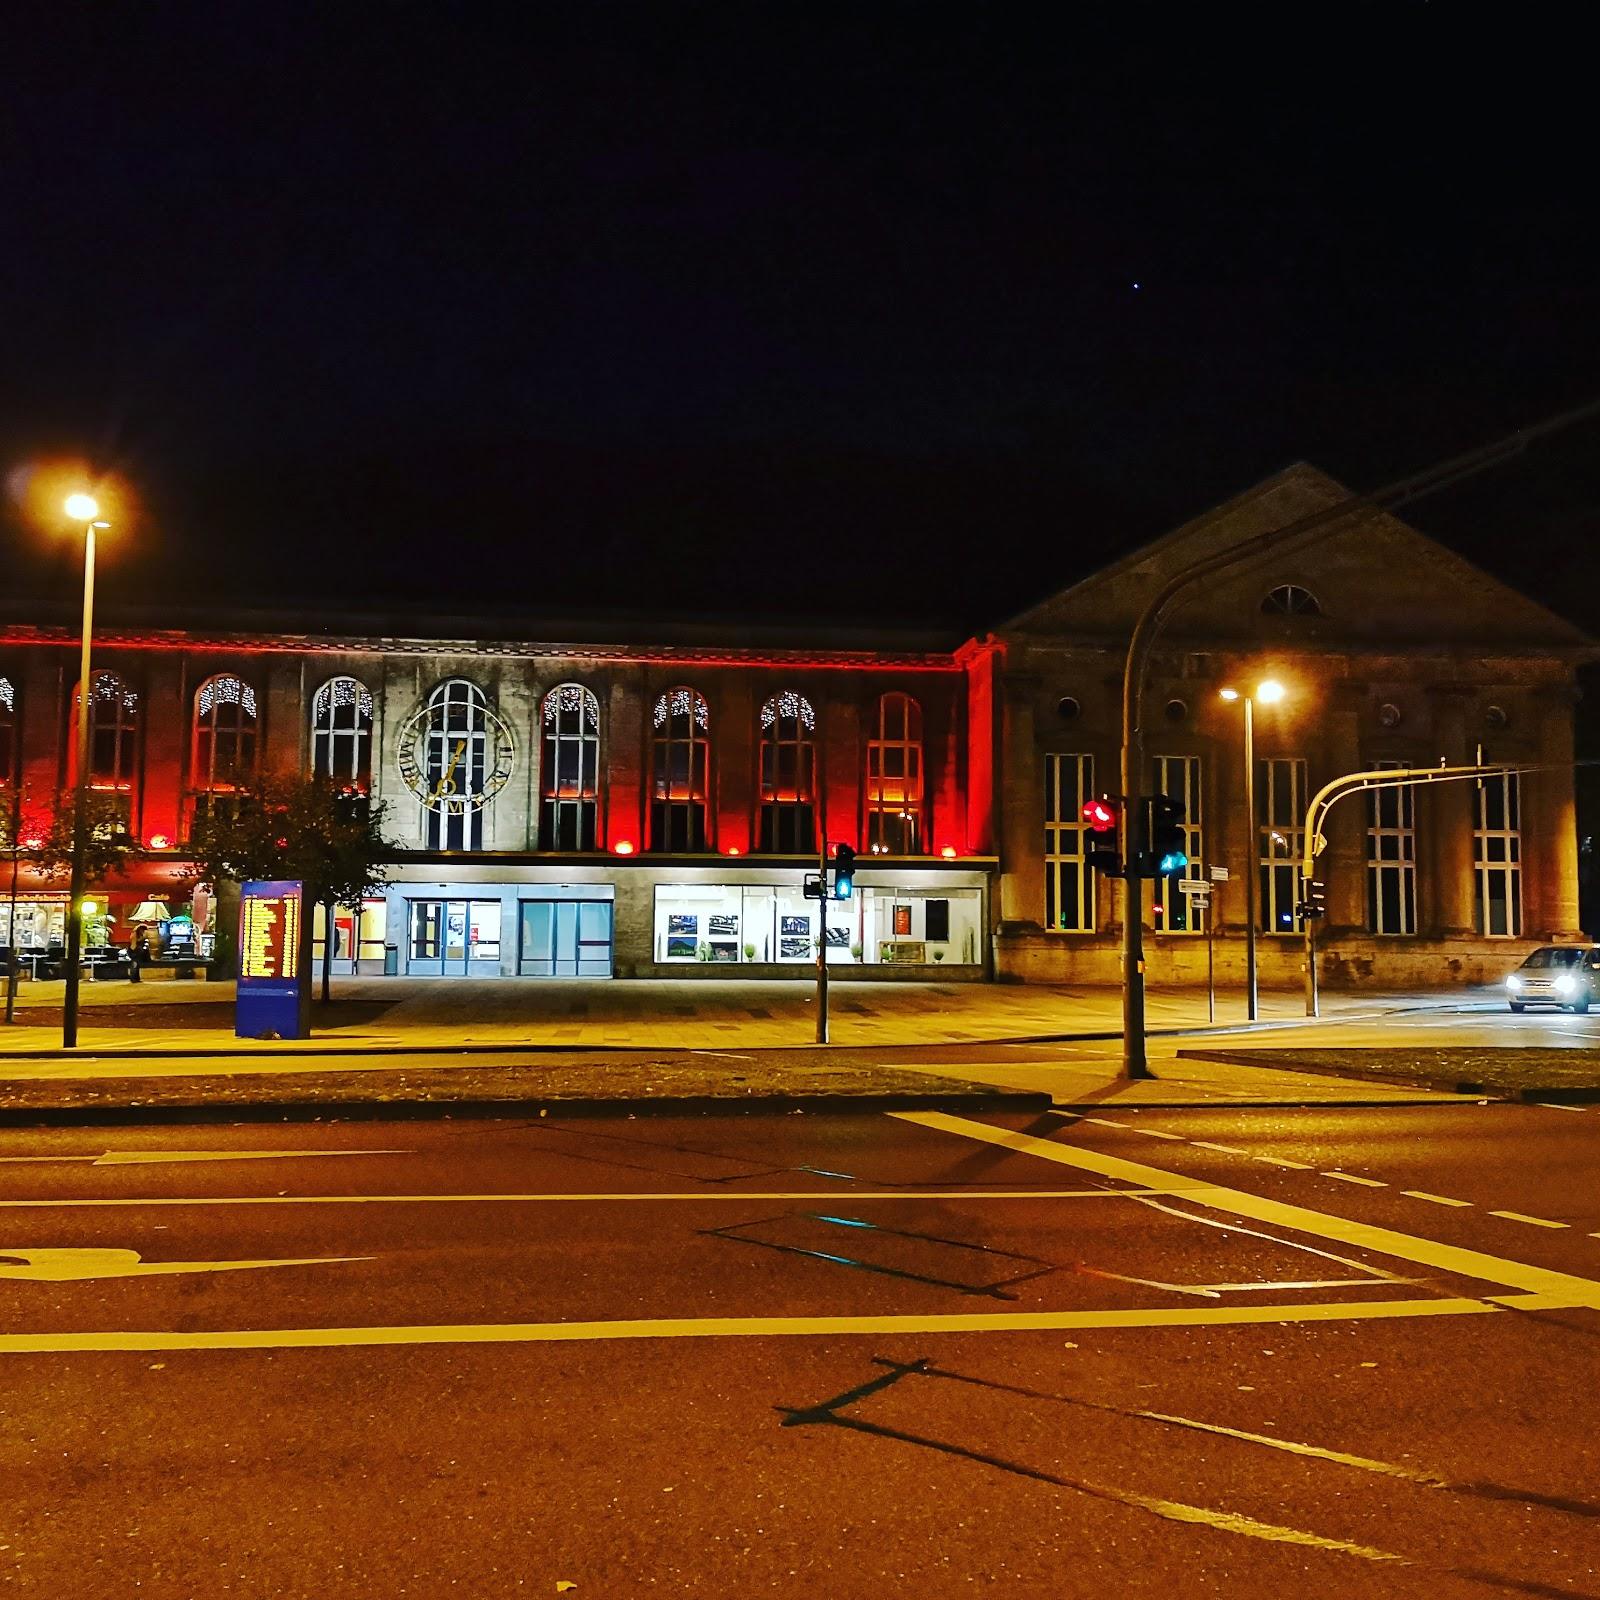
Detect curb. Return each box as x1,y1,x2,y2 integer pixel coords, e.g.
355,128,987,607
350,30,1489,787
0,1087,1050,1128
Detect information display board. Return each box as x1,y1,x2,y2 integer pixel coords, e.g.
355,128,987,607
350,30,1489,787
235,880,311,1039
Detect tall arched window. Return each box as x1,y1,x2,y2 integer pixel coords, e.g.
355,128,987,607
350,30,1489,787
311,676,374,785
71,671,141,821
650,687,710,852
425,679,489,850
0,674,15,788
866,692,923,854
191,673,259,821
757,690,816,854
541,684,600,851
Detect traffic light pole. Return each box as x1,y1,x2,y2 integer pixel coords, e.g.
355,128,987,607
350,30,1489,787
815,834,829,1045
1117,397,1600,1078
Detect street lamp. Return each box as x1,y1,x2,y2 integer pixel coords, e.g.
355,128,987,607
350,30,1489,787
1219,678,1287,1021
61,491,111,1049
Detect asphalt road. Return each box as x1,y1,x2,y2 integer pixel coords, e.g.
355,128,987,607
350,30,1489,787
3,1098,1599,1597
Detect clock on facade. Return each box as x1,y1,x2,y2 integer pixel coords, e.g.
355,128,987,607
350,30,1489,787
396,687,517,821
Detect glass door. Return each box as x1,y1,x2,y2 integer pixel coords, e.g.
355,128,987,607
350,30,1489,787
408,898,501,976
519,899,613,977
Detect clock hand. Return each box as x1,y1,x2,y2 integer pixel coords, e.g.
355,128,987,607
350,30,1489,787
431,739,467,800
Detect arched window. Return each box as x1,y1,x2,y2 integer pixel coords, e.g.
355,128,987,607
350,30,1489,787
866,692,923,854
1261,583,1321,616
650,687,710,852
424,679,490,850
71,670,141,806
757,690,816,854
0,674,15,787
311,676,374,786
191,673,259,821
541,683,600,851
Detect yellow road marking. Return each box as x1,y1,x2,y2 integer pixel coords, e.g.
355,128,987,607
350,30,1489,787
895,1112,1600,1309
0,1247,363,1282
1402,1191,1472,1208
0,1189,1173,1210
1489,1210,1568,1230
1322,1172,1386,1188
0,1295,1517,1356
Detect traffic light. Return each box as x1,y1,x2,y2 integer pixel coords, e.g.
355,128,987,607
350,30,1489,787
1081,795,1123,878
1148,795,1188,877
832,843,857,900
1298,878,1326,920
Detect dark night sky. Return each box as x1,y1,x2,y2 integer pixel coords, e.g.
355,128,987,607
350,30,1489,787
4,6,1599,636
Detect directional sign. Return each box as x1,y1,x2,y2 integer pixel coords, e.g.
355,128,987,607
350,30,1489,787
1209,866,1230,882
1179,880,1212,897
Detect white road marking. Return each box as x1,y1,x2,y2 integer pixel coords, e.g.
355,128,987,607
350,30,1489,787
0,1294,1522,1356
1252,1155,1313,1170
1488,1210,1568,1230
0,1247,365,1282
1401,1191,1473,1208
1321,1172,1387,1188
1191,1142,1247,1155
1529,1102,1589,1113
1125,1128,1186,1141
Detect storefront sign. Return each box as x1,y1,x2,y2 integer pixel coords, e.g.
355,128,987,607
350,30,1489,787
236,880,311,1039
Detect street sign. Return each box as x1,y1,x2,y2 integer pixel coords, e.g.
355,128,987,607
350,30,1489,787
1179,879,1212,897
1208,865,1230,882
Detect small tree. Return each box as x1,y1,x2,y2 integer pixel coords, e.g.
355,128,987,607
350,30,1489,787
186,776,394,1005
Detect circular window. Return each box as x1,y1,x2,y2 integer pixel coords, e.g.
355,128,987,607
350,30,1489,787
1164,697,1188,723
1262,583,1322,616
1056,696,1081,722
1485,704,1509,730
1378,701,1403,729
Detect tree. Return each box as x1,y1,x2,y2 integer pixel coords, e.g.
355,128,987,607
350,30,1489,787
186,776,394,1004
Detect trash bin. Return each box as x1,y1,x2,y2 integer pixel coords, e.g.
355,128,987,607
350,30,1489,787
384,943,399,976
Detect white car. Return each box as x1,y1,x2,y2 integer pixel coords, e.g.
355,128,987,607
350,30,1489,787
1506,946,1600,1013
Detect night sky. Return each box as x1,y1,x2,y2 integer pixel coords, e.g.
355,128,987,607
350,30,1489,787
4,8,1599,636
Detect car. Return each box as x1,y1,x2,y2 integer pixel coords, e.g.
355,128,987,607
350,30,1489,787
1505,945,1600,1012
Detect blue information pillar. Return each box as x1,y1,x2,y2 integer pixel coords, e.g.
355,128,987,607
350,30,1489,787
235,880,312,1040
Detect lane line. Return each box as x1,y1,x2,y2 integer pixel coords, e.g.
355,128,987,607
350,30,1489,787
894,1112,1600,1308
1191,1142,1247,1155
1531,1103,1590,1113
0,1189,1182,1210
1251,1155,1313,1170
1489,1211,1569,1230
1401,1191,1473,1208
0,1296,1517,1356
1125,1129,1186,1141
1321,1172,1387,1189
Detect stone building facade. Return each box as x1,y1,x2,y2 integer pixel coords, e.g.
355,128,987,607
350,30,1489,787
1,464,1590,988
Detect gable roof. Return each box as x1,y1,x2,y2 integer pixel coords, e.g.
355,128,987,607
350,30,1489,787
1001,463,1593,652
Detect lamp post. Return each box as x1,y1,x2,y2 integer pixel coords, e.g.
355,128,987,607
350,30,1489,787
61,492,109,1050
1219,679,1285,1022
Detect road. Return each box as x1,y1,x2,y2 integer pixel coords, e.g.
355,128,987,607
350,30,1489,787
3,1097,1599,1597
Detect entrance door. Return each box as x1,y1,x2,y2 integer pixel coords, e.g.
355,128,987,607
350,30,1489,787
407,899,503,976
518,899,613,977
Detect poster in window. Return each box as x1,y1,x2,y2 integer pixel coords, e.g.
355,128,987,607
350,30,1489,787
708,941,739,962
892,904,913,937
667,914,699,937
708,913,738,937
666,936,698,958
824,925,850,949
779,935,811,958
925,898,951,942
780,915,810,937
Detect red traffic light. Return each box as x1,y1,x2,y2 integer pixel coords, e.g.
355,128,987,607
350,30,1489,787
1081,797,1117,830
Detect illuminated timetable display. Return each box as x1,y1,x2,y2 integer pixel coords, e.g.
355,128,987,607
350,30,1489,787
240,890,300,980
236,880,310,1039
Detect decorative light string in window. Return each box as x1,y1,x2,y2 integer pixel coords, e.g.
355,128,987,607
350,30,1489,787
544,683,599,730
85,672,138,711
198,675,257,720
653,688,709,730
313,677,373,721
0,677,12,712
759,691,816,731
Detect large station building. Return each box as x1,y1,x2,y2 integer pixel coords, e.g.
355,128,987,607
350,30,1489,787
1,465,1590,988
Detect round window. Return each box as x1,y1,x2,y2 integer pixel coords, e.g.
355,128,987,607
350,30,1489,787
1485,704,1509,730
1056,696,1081,722
1164,698,1188,723
1378,701,1402,729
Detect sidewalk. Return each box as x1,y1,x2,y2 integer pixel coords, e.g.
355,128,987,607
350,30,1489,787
0,976,1484,1055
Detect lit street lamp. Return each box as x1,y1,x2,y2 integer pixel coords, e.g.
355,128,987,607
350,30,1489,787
1219,678,1286,1021
61,492,111,1049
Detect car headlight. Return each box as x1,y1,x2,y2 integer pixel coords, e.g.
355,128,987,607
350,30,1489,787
1507,974,1523,990
1555,974,1577,996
